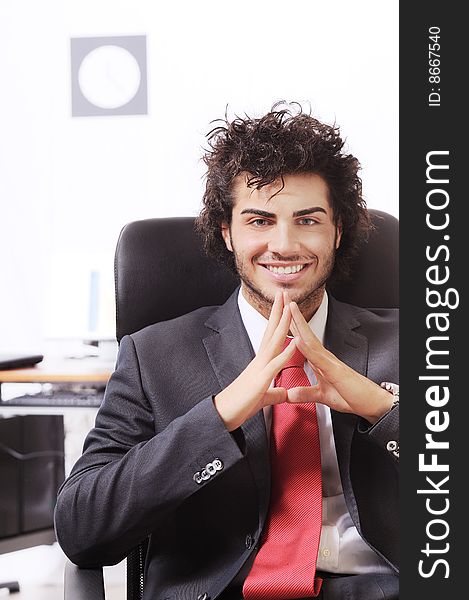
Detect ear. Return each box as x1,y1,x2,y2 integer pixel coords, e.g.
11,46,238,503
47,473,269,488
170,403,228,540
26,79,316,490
221,222,233,252
335,221,342,249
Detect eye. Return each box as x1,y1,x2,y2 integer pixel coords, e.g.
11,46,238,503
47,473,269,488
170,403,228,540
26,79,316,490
297,217,317,225
249,218,271,227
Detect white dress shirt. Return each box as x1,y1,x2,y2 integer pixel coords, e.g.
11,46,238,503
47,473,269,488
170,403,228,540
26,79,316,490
237,289,392,574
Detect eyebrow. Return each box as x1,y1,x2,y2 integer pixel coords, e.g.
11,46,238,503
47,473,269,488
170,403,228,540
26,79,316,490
240,206,328,218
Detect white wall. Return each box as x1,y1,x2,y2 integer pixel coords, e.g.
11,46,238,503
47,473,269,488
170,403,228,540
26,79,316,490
0,0,398,352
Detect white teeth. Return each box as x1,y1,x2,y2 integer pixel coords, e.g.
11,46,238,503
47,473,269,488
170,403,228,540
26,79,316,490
265,264,305,274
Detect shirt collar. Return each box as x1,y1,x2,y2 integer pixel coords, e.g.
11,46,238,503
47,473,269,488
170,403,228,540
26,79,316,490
238,287,328,355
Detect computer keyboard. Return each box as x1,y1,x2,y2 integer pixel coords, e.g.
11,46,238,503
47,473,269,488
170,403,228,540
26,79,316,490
0,388,104,408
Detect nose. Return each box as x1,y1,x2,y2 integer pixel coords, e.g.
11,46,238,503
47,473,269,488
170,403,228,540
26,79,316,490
268,222,301,256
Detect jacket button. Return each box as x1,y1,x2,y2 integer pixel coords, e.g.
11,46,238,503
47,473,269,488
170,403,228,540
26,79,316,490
197,594,210,600
245,534,253,549
206,462,216,475
213,458,223,471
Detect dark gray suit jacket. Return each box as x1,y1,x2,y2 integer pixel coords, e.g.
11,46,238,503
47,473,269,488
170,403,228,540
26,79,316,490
55,290,399,600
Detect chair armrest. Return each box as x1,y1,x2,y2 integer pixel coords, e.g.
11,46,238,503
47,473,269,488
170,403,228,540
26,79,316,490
64,559,105,600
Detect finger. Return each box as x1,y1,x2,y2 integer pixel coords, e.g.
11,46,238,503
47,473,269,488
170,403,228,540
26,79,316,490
264,334,297,379
289,301,318,344
266,304,293,357
268,289,284,328
259,304,293,365
259,290,284,351
295,336,324,365
256,303,292,365
263,387,287,407
283,295,300,337
287,386,322,404
289,315,301,338
309,363,325,382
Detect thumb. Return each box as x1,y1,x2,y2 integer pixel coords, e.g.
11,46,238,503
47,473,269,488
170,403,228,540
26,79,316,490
287,386,321,404
263,387,287,407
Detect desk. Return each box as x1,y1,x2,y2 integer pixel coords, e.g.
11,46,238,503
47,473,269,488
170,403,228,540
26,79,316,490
0,356,113,383
0,357,113,416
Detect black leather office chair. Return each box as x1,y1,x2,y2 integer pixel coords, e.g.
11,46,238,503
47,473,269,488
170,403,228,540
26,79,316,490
64,210,398,600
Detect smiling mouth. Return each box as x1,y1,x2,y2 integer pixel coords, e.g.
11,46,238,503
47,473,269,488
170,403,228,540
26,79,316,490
259,263,310,275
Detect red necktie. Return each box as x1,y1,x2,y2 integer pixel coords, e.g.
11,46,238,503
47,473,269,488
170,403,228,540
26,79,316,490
243,339,323,599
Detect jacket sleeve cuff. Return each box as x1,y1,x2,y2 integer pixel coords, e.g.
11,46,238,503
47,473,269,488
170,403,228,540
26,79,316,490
357,403,399,460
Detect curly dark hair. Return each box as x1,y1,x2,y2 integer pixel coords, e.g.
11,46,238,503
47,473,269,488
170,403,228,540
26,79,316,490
196,102,372,283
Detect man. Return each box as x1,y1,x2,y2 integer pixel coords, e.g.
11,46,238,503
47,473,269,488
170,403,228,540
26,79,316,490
55,104,399,600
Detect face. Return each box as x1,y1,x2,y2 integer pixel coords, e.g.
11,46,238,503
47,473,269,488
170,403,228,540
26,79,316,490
221,172,342,320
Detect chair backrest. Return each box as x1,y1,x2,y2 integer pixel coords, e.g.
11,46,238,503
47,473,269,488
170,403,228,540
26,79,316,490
114,209,398,342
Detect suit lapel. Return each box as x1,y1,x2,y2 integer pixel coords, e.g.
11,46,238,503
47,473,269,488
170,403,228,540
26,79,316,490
325,296,369,376
202,289,271,527
325,296,369,530
203,290,254,390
